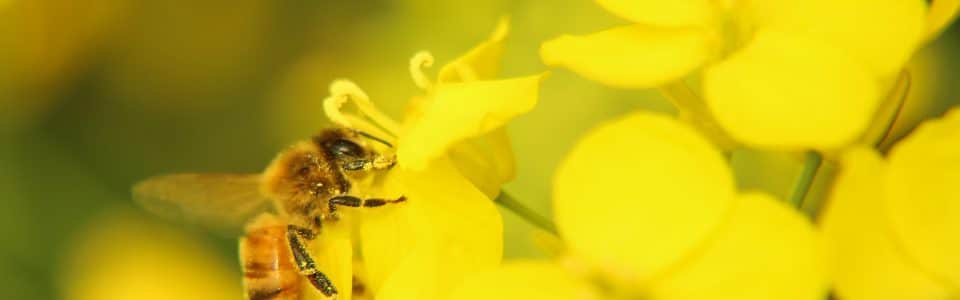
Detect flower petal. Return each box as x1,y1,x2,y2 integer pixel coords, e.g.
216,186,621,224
885,108,960,288
437,18,509,83
595,0,714,27
926,0,960,41
447,127,516,198
360,158,503,300
357,181,411,294
653,193,826,300
398,74,542,170
541,25,712,89
553,112,735,279
746,0,926,76
304,223,354,300
820,147,953,300
449,261,598,300
703,30,880,150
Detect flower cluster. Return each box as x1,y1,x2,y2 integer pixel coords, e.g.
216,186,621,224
303,1,960,299
541,0,956,151
452,111,827,300
435,1,958,300
66,1,958,300
336,1,958,300
821,109,960,300
313,19,544,300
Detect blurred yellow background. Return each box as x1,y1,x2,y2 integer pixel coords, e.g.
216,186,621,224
0,0,956,299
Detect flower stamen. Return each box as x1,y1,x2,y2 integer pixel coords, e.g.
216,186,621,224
323,80,400,144
409,51,435,90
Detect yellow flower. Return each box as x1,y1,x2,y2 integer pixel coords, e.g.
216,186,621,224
450,112,826,300
325,19,543,198
820,107,960,300
320,19,544,300
541,0,958,150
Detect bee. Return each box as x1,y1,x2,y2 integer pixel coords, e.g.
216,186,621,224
133,128,404,300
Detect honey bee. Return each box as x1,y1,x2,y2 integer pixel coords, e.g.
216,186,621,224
133,128,404,300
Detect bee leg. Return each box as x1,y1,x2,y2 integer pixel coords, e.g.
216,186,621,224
286,225,338,297
341,155,396,171
328,195,406,218
370,154,397,170
327,195,360,220
359,196,407,207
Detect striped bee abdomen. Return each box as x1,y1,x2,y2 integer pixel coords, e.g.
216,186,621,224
240,214,302,300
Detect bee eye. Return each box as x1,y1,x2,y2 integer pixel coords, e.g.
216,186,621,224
327,139,364,158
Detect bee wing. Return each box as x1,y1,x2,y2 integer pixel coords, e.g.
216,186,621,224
133,173,275,234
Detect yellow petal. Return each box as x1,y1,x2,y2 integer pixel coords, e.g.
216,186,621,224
360,158,503,300
820,147,953,300
372,239,443,299
746,0,926,76
61,211,239,300
437,18,509,83
398,74,542,170
350,259,373,300
357,182,412,294
885,108,960,288
703,30,880,150
449,261,599,300
304,223,354,300
447,127,516,198
541,25,713,89
553,112,735,279
595,0,714,27
653,193,826,300
926,0,960,41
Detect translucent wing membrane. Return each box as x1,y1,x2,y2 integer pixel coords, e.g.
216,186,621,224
133,173,274,234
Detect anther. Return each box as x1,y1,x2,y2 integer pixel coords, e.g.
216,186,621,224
322,80,400,143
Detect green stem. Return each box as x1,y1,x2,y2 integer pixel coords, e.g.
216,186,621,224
790,151,823,208
856,70,911,150
874,72,911,149
495,191,558,235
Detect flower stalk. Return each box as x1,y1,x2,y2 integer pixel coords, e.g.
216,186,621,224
789,151,823,209
495,191,558,235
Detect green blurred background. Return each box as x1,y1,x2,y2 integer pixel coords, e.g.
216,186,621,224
0,1,957,299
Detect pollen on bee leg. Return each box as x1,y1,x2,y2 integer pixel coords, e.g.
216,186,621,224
409,51,435,90
372,154,397,169
322,80,400,144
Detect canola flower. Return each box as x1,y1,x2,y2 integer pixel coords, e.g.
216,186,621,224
821,108,960,300
541,0,959,150
63,19,542,300
451,112,825,300
317,19,545,300
54,3,960,300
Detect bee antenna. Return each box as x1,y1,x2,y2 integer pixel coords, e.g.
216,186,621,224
355,130,394,148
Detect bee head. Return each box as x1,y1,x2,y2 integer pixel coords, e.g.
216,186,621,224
315,128,395,172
